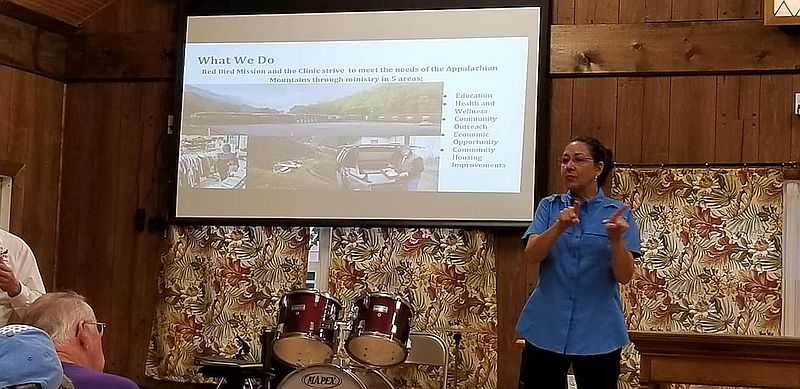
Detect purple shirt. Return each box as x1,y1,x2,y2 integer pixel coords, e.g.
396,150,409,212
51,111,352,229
62,363,139,389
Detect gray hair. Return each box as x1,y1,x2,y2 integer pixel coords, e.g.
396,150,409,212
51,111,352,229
21,292,95,346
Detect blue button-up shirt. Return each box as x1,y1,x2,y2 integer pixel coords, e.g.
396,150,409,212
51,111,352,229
516,189,641,355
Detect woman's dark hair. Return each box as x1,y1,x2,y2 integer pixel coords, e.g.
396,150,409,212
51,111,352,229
571,136,614,186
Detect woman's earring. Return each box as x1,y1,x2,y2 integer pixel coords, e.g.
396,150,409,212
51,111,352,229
594,175,598,182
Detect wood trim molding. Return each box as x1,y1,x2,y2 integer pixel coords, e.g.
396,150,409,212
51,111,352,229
785,168,800,180
631,331,800,388
764,0,800,26
0,160,24,178
630,331,800,361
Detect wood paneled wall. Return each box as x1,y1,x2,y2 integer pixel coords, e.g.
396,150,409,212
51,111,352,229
48,0,800,389
554,0,761,23
543,74,800,192
56,1,179,387
58,81,173,385
0,65,63,290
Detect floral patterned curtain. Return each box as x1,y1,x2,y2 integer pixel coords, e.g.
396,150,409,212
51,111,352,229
145,226,310,383
612,167,784,389
329,227,497,389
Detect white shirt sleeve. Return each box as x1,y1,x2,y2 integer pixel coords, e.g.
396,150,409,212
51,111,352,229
1,231,46,311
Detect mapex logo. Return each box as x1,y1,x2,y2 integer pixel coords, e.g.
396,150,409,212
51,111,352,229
302,373,342,388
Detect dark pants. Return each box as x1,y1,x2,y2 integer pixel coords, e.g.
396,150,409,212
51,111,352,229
519,342,622,389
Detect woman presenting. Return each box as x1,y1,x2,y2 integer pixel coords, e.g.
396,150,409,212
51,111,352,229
517,136,641,389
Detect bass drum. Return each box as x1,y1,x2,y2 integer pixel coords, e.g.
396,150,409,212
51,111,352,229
275,364,395,389
351,368,394,389
276,364,364,389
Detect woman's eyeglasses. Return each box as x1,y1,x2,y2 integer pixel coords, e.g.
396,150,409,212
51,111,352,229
557,156,594,167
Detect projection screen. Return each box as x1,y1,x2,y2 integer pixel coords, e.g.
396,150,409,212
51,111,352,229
172,2,549,226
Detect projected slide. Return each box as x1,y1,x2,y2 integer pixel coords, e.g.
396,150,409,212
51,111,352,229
182,37,527,192
174,6,544,223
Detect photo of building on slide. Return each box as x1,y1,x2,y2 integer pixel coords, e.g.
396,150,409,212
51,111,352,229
177,135,247,189
180,83,443,191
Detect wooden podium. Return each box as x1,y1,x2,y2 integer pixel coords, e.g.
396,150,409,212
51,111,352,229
629,331,800,389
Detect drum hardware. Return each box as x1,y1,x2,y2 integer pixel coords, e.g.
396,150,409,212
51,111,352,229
197,356,267,389
329,318,353,368
321,319,338,330
453,331,462,389
430,327,484,333
373,305,389,313
430,324,473,388
261,329,293,389
197,335,275,389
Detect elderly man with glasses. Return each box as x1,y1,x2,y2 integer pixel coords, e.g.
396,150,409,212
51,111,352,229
19,292,138,389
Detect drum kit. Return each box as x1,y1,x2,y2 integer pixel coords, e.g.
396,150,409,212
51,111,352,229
200,288,416,389
272,289,415,389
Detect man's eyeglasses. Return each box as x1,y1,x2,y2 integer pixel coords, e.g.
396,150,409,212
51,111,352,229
78,321,107,337
557,156,594,167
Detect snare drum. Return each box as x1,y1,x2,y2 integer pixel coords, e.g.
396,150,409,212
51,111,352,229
345,292,414,367
273,289,343,367
276,364,393,389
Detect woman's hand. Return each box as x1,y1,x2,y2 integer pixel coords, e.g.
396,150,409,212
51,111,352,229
606,206,629,242
558,200,581,227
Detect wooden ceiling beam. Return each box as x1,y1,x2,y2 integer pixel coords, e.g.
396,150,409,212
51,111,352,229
0,12,65,80
0,1,76,34
0,0,114,31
